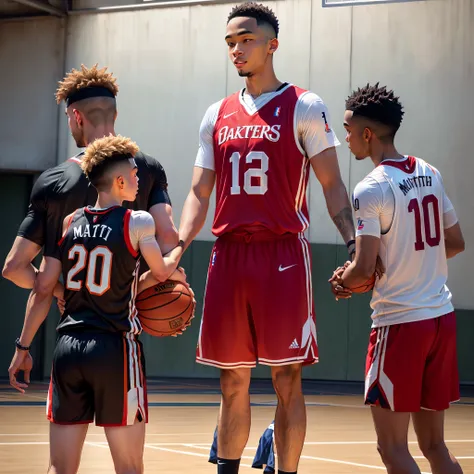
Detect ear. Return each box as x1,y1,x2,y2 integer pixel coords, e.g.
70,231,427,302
363,127,372,142
73,109,83,127
268,38,279,54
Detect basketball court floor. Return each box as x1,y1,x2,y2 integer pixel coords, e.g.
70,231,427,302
1,379,473,473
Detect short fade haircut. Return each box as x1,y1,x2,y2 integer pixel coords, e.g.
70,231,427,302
346,83,405,137
228,2,279,37
81,135,139,191
55,64,119,104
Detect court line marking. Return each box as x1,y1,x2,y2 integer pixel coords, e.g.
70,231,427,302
144,444,255,468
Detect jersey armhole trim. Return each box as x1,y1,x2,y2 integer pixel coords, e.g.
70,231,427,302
58,211,78,247
293,91,308,157
124,210,139,258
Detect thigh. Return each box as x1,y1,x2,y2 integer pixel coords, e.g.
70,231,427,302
412,410,446,450
422,312,460,410
196,239,256,369
48,334,94,424
87,334,147,427
371,405,411,446
365,320,436,412
249,235,318,366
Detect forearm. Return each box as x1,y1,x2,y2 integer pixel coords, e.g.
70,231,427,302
445,242,464,259
324,182,355,245
341,261,372,288
156,226,179,255
179,191,210,249
18,289,54,347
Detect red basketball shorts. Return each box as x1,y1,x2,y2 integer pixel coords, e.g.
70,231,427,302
365,312,459,412
196,232,318,369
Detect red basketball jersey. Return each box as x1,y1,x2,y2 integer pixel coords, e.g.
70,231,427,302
211,85,310,236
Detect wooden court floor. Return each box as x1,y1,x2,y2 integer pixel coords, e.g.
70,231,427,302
0,381,473,473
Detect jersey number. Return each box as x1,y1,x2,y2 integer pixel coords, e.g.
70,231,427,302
408,194,441,251
230,151,269,195
66,245,113,296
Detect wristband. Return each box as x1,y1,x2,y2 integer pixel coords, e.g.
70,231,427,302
346,239,356,249
15,338,30,351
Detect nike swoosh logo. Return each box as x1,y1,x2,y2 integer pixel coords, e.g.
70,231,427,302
279,264,297,272
224,112,237,119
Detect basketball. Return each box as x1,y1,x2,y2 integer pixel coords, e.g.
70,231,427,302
349,273,376,294
136,281,195,337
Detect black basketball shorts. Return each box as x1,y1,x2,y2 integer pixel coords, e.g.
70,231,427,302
46,331,147,426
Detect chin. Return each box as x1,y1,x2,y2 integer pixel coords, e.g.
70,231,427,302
238,70,252,77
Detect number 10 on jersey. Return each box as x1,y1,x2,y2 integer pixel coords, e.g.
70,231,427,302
230,151,269,195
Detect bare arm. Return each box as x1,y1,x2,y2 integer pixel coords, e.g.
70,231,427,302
340,235,380,288
148,203,179,255
444,222,465,258
18,258,62,348
179,167,216,249
2,237,41,289
310,147,355,247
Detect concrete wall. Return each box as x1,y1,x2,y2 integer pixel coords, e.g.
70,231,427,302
63,0,474,309
0,17,65,172
0,0,472,381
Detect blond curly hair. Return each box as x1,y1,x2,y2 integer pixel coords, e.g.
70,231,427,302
81,135,139,177
55,64,119,104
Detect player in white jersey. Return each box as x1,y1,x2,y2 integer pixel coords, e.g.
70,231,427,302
331,84,465,474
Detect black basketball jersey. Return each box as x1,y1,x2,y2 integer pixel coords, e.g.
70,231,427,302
17,151,171,259
57,206,141,335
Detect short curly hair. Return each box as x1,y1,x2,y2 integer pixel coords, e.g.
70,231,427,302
81,135,139,190
346,83,405,135
55,64,119,104
227,2,279,37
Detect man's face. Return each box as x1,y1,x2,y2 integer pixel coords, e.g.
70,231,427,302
225,16,277,77
343,110,371,160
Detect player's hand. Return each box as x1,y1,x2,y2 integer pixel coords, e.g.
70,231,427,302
53,283,66,315
170,267,189,287
8,350,33,394
171,284,196,338
329,261,352,301
375,255,385,280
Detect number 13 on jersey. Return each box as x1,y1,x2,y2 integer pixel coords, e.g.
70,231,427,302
229,151,269,195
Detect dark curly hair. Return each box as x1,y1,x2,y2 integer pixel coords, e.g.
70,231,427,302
227,2,279,37
346,83,405,136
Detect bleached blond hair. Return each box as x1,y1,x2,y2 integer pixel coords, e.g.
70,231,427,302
55,64,119,104
81,135,139,178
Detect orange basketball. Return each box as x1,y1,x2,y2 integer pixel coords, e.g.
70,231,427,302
136,280,195,337
349,273,376,294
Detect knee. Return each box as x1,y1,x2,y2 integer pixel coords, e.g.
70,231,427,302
271,365,302,401
220,369,250,400
418,439,448,461
114,459,143,474
376,442,409,467
48,462,79,474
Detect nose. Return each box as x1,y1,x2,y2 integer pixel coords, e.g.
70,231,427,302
345,133,350,143
232,45,243,57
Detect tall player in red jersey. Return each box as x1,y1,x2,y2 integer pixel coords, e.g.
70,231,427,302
179,3,356,473
331,84,465,474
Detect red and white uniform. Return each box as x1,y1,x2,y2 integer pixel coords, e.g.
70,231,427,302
354,156,460,411
195,83,340,368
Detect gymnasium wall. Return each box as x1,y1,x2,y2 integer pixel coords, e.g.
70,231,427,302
0,17,66,172
0,0,473,383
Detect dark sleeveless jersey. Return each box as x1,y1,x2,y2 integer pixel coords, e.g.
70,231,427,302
57,206,141,335
17,151,170,258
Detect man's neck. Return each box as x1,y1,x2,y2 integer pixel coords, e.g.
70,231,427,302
370,145,404,167
94,192,122,209
244,68,282,97
85,127,116,145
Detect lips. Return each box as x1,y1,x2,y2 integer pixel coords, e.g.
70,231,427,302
234,59,246,68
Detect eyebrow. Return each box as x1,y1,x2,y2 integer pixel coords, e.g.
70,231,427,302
225,29,253,40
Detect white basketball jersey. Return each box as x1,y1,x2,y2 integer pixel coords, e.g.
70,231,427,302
368,156,453,326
